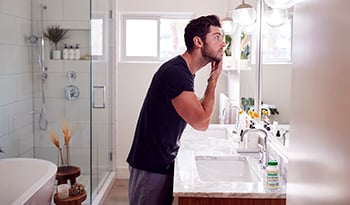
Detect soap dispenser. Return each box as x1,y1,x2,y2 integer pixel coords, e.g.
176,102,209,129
68,45,74,60
62,43,68,60
74,44,80,60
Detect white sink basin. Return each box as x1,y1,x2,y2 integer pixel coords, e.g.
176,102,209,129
195,155,261,182
192,125,231,140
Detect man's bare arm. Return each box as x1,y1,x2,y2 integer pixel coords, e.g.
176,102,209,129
172,60,222,131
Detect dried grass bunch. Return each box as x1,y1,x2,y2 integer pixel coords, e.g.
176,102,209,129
44,25,68,50
48,120,73,166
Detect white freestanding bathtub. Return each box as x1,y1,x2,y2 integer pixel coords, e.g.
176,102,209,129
0,158,57,205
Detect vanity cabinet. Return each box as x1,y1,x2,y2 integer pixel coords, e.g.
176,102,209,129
174,125,287,205
178,197,286,205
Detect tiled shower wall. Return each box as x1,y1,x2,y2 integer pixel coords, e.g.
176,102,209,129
0,0,111,177
0,0,34,158
30,0,101,176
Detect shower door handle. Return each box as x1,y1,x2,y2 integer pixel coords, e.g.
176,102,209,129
93,85,106,109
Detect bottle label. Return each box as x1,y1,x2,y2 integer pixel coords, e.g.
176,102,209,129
266,171,279,189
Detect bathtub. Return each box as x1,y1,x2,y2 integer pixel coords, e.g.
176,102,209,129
0,158,57,205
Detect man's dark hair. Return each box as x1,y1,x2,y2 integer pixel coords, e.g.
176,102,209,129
184,15,222,51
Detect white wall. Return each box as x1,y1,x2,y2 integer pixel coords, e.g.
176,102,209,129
0,0,33,157
287,0,350,204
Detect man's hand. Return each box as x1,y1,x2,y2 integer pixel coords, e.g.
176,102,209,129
208,60,223,83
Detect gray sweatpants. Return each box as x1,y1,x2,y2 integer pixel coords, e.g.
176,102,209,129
128,166,174,205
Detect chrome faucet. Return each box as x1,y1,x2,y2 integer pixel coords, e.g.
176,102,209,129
222,101,241,125
241,128,269,169
281,130,289,146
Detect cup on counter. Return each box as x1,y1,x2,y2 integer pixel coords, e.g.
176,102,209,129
57,184,70,199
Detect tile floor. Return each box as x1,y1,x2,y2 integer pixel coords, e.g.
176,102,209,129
103,179,178,205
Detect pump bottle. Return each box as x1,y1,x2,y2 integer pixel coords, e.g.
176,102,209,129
62,43,68,60
68,45,74,60
74,44,80,60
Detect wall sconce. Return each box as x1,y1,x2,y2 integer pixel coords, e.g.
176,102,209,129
232,0,257,28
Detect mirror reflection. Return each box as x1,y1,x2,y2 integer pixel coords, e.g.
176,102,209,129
222,0,293,148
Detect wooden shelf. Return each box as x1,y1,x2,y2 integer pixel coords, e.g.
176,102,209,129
56,165,81,185
54,191,87,205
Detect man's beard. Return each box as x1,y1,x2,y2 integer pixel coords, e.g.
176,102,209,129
202,43,223,62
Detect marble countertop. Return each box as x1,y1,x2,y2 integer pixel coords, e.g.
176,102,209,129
173,124,286,199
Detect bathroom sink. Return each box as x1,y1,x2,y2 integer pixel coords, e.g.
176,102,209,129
195,155,261,182
192,125,231,140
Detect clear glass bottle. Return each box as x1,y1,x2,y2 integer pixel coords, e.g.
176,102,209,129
265,160,280,191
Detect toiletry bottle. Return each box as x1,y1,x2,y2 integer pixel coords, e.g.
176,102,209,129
62,44,68,60
222,101,239,124
74,44,80,60
68,45,74,60
265,160,280,191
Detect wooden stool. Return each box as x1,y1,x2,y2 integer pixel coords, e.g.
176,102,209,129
55,166,86,205
54,191,87,205
56,166,81,185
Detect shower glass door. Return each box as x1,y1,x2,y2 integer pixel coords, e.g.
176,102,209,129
90,0,114,200
30,0,113,204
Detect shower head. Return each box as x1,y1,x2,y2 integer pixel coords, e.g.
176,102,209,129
41,4,47,10
27,35,39,44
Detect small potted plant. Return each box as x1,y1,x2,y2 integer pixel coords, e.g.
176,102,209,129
44,25,68,60
240,32,251,69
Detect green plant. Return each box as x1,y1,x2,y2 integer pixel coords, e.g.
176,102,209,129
240,32,251,60
224,34,232,56
44,25,68,50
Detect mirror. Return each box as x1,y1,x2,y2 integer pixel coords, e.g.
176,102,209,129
239,1,293,126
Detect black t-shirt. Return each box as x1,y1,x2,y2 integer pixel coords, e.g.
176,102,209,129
126,55,195,174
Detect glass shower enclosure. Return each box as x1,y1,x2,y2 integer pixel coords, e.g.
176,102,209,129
0,0,114,204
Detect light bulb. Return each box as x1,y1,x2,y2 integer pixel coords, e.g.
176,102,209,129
233,7,256,27
233,2,257,28
264,0,294,9
265,8,288,27
222,17,237,34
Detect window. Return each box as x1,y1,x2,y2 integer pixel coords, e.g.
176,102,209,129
251,15,293,64
120,13,193,62
261,18,292,63
91,14,106,61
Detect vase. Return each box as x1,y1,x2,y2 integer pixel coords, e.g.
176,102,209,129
240,59,251,70
52,49,61,60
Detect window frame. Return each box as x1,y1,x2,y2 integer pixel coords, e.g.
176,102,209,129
119,12,194,63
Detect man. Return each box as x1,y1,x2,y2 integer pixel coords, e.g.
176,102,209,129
127,14,226,205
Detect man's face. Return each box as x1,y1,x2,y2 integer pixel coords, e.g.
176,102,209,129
201,26,226,62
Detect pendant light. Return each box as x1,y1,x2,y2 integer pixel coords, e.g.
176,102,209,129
265,7,289,27
264,0,294,9
232,0,257,28
222,16,237,34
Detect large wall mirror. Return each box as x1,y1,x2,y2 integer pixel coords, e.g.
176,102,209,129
236,0,293,126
